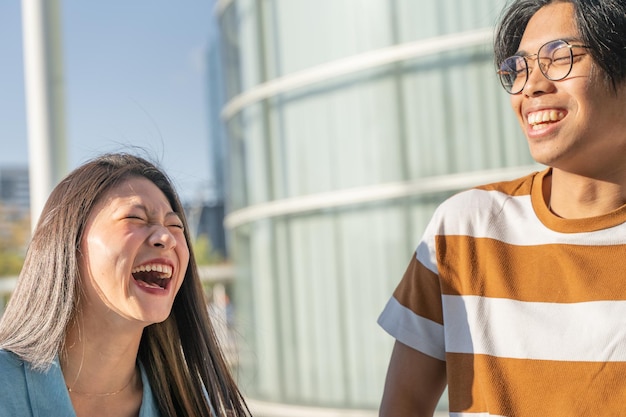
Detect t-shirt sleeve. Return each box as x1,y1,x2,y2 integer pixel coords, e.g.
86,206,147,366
378,223,445,361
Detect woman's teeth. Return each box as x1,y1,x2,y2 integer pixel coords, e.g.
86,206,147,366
131,263,172,278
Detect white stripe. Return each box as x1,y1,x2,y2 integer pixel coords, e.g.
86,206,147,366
444,295,626,362
416,239,437,274
378,297,445,361
436,189,626,246
416,187,626,274
450,413,507,417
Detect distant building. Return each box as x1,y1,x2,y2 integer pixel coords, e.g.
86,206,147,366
197,10,229,259
184,200,227,259
0,166,29,212
0,166,30,244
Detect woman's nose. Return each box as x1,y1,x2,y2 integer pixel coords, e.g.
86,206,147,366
149,225,176,249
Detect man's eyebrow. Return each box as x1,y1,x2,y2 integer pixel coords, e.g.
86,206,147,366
514,48,527,56
515,37,583,56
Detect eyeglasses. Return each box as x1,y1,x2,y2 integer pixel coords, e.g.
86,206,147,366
497,39,589,94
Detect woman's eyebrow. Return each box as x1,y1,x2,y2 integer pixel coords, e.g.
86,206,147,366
165,211,182,220
125,204,180,219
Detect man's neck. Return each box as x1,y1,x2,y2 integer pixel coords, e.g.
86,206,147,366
546,168,626,218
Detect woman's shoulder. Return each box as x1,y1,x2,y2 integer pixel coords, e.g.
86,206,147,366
0,348,25,372
138,361,163,417
0,349,32,416
0,349,28,388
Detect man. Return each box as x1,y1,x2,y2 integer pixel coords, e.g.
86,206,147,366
378,0,626,416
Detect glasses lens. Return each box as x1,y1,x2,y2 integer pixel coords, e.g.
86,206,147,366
539,40,572,81
499,56,526,94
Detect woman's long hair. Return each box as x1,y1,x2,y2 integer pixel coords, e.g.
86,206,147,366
0,153,250,416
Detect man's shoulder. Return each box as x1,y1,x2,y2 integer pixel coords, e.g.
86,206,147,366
440,170,540,211
424,170,543,237
474,169,540,196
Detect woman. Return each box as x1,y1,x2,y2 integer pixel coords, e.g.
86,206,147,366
0,153,251,417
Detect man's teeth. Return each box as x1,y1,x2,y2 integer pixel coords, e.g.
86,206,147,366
528,110,565,129
131,264,172,278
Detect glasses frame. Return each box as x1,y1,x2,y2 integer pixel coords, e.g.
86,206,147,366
497,39,589,95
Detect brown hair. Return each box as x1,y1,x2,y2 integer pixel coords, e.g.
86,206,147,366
0,153,250,416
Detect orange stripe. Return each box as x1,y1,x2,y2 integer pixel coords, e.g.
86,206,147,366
447,352,626,417
436,235,626,302
393,256,443,324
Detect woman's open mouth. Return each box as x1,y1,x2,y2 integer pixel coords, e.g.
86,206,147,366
131,263,172,290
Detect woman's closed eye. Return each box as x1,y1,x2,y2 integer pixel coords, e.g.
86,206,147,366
125,214,147,221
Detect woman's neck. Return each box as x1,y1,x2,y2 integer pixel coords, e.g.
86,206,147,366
61,314,144,416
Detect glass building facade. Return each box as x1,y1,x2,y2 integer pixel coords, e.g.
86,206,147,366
214,0,537,411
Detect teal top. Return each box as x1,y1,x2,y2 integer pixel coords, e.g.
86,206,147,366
0,349,161,417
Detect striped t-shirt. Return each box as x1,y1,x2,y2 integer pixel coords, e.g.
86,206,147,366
378,168,626,417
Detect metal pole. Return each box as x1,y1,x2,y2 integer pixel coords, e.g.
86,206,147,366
21,0,67,229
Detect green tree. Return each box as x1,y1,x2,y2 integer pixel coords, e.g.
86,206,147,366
192,234,223,266
0,204,30,277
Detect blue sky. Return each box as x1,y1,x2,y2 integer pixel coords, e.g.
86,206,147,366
0,1,216,201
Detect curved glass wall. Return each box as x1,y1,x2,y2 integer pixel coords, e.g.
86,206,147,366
217,0,534,410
